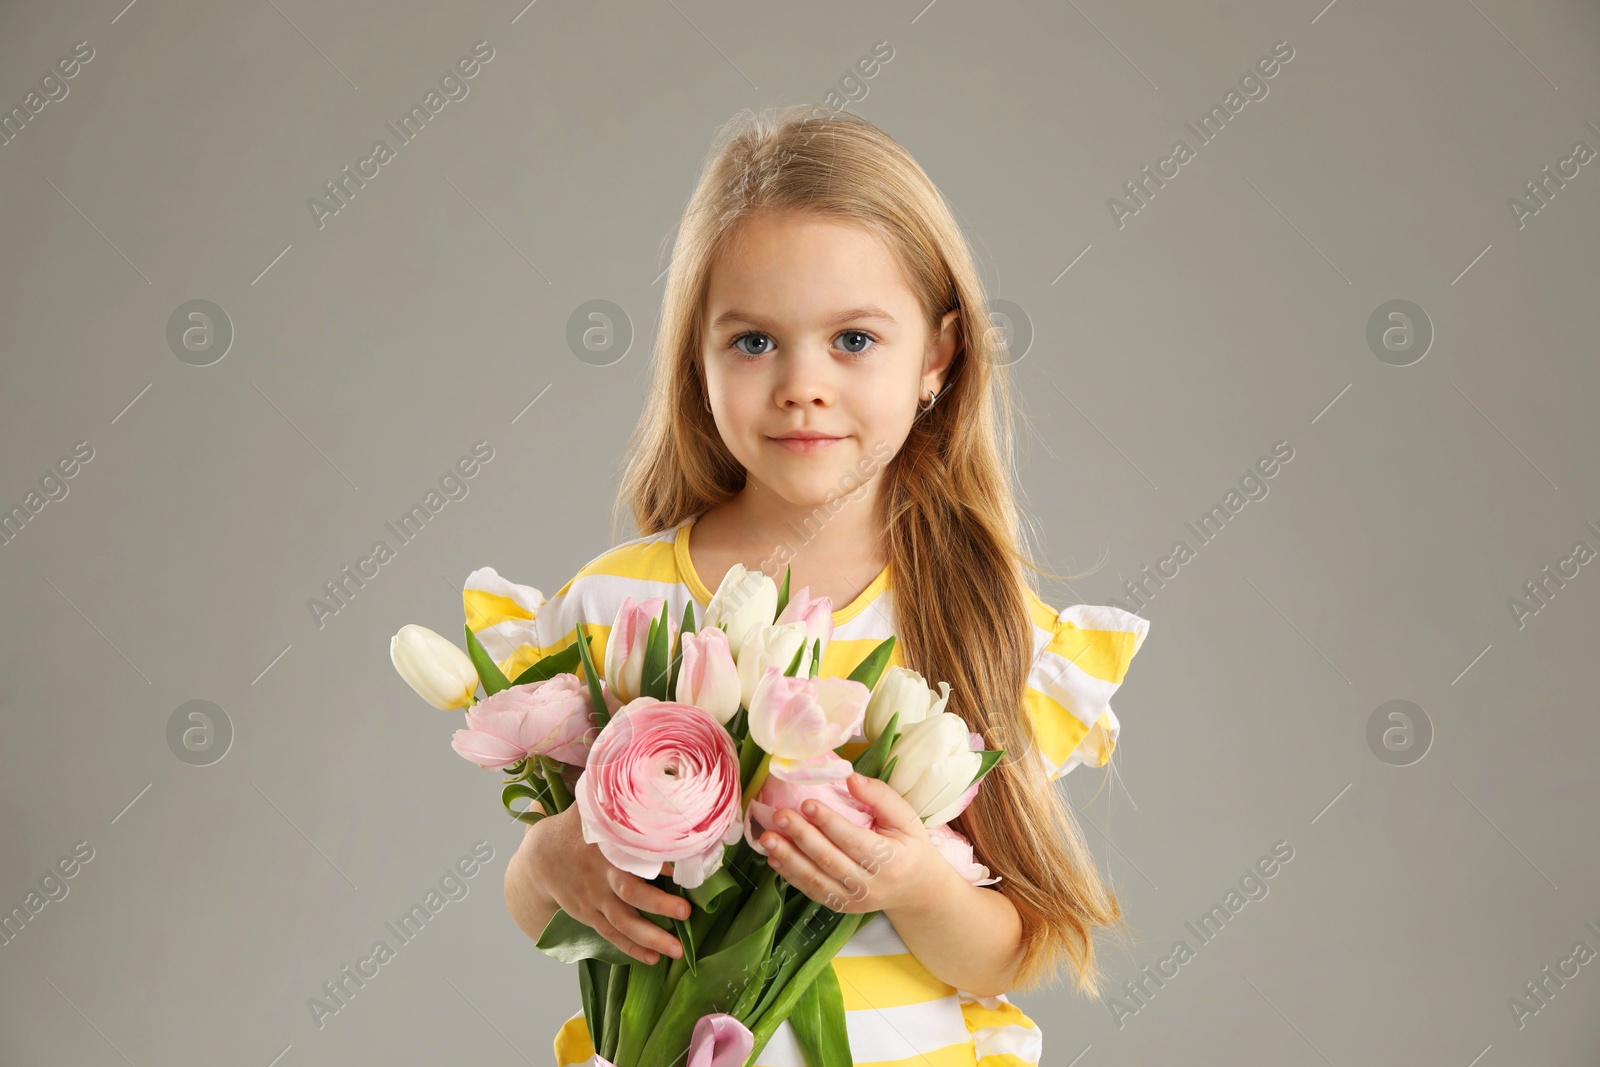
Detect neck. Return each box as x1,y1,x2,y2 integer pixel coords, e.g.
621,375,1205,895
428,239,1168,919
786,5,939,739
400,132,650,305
720,479,885,569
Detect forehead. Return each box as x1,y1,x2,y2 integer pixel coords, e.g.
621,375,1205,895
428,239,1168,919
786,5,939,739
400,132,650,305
703,212,920,326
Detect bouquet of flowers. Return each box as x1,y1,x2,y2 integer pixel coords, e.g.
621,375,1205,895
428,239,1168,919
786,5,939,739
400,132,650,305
390,562,1006,1067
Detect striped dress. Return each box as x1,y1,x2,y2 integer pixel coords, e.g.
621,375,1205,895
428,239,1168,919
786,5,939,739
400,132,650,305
462,516,1150,1067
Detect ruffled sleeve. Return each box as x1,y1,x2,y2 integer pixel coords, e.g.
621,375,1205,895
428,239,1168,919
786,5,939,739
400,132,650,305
1022,602,1150,782
461,566,548,682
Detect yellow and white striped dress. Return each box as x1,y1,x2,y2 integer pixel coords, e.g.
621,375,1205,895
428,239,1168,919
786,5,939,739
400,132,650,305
463,516,1150,1067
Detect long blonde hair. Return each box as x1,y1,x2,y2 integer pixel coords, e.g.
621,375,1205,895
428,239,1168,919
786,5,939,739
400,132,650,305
613,104,1133,997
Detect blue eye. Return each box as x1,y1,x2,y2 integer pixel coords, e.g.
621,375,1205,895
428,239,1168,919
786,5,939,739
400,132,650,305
725,330,880,360
729,332,775,358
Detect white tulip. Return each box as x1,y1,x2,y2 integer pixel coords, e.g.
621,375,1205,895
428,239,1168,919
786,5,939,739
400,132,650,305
701,563,778,660
885,713,983,825
862,666,952,744
391,624,480,711
735,622,814,711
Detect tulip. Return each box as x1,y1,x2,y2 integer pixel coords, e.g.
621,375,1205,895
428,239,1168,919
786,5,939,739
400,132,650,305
604,595,667,704
675,625,741,725
450,673,602,769
391,624,481,710
747,667,871,783
927,823,1000,886
922,732,986,827
885,712,983,826
743,774,875,856
774,586,834,653
735,621,814,711
701,563,778,660
862,666,953,744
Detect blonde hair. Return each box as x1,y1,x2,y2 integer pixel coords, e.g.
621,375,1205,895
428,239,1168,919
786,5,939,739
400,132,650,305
612,104,1134,997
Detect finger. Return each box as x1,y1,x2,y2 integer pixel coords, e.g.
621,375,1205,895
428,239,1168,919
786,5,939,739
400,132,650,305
600,899,683,960
772,808,870,887
609,869,691,921
791,799,888,871
847,772,920,832
761,830,849,905
584,908,660,964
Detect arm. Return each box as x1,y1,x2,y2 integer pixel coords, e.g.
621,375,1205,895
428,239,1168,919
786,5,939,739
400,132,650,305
883,860,1024,999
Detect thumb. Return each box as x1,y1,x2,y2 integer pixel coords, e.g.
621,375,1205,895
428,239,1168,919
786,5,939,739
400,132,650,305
846,772,918,831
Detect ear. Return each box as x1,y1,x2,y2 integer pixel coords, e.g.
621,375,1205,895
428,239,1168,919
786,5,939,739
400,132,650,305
923,309,961,396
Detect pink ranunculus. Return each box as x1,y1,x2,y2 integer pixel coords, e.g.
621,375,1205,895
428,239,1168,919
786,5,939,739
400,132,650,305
774,586,834,652
927,822,1000,886
675,625,741,725
575,698,744,889
747,667,870,783
923,731,987,827
744,775,876,856
604,595,668,704
449,674,602,770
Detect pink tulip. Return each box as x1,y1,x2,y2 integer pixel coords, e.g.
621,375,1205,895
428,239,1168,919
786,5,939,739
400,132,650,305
774,586,834,650
449,674,605,770
604,595,668,704
675,625,741,725
927,822,1000,886
744,775,875,856
575,698,744,889
587,1013,753,1067
747,667,871,783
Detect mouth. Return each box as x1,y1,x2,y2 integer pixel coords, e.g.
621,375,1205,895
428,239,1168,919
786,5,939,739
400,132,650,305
768,433,845,454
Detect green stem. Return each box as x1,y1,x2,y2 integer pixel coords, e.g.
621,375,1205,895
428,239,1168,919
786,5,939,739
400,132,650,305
539,755,573,813
742,911,869,1065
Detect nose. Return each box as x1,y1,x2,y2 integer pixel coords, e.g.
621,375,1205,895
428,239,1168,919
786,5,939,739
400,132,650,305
774,343,836,408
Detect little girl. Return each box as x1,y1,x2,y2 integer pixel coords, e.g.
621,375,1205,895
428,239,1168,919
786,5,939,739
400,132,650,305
499,105,1150,1067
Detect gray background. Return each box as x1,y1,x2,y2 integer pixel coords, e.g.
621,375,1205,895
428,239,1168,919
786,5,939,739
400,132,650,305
2,0,1597,1064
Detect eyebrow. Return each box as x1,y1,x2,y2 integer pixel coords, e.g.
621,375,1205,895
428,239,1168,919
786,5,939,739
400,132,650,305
708,305,899,331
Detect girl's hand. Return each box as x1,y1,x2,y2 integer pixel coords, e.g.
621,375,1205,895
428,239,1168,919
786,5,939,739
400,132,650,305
758,773,942,914
531,806,690,965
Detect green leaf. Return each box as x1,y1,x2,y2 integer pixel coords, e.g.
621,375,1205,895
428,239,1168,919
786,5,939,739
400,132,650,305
570,625,611,729
463,622,511,696
667,599,696,699
787,956,853,1067
601,957,629,1063
640,601,672,701
808,637,821,678
971,748,1005,786
783,639,807,678
613,954,671,1067
849,710,900,780
579,959,607,1056
501,780,549,827
510,642,581,686
775,565,792,618
845,635,896,688
535,908,634,966
744,911,870,1064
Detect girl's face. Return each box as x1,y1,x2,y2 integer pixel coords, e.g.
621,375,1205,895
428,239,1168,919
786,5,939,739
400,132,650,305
700,211,958,512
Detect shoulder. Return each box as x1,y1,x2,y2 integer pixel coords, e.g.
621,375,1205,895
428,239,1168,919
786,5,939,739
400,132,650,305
1022,590,1151,781
535,525,688,642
